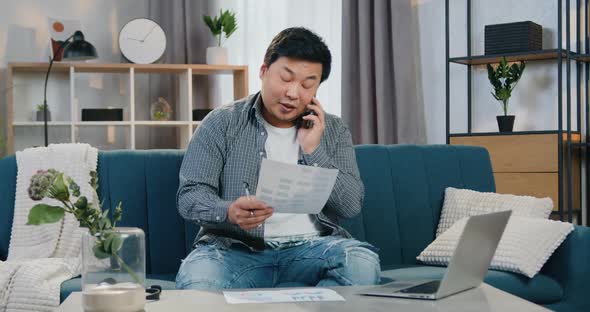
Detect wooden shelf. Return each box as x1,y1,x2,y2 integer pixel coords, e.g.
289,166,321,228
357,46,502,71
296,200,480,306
449,49,573,65
14,121,203,127
74,121,132,126
13,121,71,126
449,130,581,137
7,62,248,153
134,121,201,126
8,62,248,75
574,54,590,62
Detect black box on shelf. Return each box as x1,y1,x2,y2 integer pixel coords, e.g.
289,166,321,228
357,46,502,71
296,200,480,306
484,21,542,55
81,108,124,121
192,109,212,121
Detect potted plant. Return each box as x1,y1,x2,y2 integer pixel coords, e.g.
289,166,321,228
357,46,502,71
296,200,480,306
36,103,51,122
203,9,237,65
487,57,526,132
27,169,146,312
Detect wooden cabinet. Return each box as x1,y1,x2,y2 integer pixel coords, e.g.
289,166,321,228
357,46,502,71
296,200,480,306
450,133,581,217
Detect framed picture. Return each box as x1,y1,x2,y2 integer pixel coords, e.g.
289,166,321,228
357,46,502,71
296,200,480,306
47,17,83,61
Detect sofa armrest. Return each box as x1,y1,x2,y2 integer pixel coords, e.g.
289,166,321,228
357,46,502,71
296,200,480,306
541,225,590,311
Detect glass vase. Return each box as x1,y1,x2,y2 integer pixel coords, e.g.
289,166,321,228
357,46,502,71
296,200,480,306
150,97,172,121
81,227,146,312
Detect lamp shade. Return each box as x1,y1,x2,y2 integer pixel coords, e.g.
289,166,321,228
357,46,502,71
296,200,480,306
62,31,97,61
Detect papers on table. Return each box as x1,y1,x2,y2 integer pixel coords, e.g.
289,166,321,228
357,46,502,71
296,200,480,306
223,288,346,304
255,159,339,214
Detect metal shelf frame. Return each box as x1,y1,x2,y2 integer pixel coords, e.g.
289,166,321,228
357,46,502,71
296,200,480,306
445,0,586,224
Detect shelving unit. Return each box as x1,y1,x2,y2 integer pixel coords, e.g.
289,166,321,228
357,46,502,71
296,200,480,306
6,62,248,154
449,49,570,65
445,0,585,224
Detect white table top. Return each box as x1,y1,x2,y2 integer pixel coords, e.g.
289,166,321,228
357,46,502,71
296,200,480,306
59,284,550,312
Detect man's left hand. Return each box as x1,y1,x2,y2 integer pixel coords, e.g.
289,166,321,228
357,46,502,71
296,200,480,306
297,97,325,154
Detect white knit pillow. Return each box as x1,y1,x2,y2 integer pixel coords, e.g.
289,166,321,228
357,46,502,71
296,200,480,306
437,187,553,237
418,217,573,278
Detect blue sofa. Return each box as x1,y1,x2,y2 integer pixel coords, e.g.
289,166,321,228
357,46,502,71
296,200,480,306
0,145,588,311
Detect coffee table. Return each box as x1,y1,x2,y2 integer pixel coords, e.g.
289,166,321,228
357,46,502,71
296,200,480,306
59,284,549,311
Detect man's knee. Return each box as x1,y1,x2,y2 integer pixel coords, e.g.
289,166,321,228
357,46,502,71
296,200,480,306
323,238,381,285
177,277,227,290
175,247,232,289
344,245,381,284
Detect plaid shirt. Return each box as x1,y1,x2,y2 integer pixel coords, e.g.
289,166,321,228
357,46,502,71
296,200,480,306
177,92,364,251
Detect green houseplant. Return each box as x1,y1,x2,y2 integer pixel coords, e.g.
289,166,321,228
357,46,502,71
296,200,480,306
203,9,237,64
487,57,526,132
35,103,51,122
27,169,146,311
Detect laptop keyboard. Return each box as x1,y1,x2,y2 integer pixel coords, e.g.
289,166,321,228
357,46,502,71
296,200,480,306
398,280,441,294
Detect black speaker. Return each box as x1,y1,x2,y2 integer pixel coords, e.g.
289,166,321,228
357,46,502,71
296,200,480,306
81,108,124,121
485,21,542,55
192,109,212,121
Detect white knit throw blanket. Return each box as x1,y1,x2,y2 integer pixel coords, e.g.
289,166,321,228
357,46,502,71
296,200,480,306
0,143,98,312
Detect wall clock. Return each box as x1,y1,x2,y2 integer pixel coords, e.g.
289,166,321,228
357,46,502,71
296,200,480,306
119,18,166,64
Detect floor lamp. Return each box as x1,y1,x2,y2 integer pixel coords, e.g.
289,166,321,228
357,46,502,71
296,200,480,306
43,30,97,146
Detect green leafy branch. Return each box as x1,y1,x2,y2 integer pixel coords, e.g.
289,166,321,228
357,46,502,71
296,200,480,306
487,57,526,116
203,9,238,47
26,169,139,283
36,103,49,112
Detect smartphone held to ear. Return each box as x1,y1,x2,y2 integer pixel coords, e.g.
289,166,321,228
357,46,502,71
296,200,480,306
296,110,316,129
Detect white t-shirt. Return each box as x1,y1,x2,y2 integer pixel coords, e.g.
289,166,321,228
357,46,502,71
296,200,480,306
262,120,322,240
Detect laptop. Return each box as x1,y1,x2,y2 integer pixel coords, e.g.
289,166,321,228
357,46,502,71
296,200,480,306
360,210,511,300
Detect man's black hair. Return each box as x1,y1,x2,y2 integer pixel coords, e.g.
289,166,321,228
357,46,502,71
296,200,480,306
263,27,332,83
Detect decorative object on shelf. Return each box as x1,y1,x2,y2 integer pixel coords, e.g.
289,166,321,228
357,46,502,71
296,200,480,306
485,21,542,55
487,57,526,132
192,108,212,121
119,18,167,64
81,108,124,121
203,9,237,65
47,17,82,61
43,30,97,146
150,97,172,121
26,169,146,312
36,103,51,122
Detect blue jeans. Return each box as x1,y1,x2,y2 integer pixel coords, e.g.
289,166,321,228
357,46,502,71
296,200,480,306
175,236,381,289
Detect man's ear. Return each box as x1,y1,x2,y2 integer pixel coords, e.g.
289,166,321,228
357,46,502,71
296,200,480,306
259,63,268,80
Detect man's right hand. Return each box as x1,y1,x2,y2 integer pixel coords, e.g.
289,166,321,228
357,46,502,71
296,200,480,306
228,197,273,230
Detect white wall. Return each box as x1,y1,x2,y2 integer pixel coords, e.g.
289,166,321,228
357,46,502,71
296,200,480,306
414,0,581,144
0,0,149,153
0,0,148,65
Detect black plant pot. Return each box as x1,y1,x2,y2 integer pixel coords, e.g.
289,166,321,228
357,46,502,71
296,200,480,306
36,110,51,122
496,115,515,132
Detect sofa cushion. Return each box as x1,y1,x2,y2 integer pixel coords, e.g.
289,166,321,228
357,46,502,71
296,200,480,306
381,266,563,304
60,274,177,303
437,187,553,237
419,216,574,278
